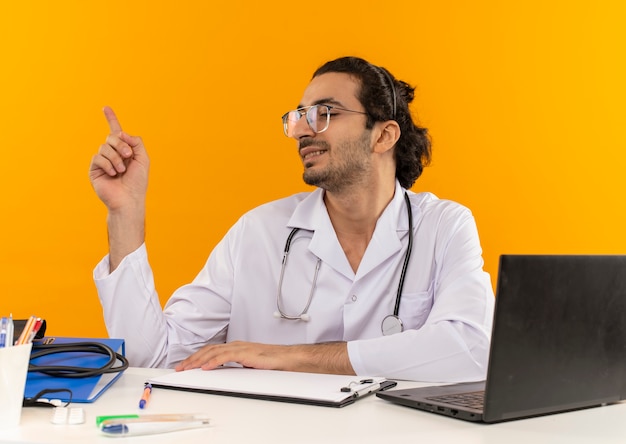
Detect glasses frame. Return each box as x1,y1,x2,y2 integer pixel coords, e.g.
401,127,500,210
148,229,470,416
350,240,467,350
281,104,368,137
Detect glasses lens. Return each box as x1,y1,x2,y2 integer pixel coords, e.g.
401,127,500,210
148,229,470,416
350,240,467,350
282,110,301,137
307,105,331,134
305,106,320,133
282,105,331,137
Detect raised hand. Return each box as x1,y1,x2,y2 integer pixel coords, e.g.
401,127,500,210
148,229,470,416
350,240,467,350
89,106,150,271
89,106,150,212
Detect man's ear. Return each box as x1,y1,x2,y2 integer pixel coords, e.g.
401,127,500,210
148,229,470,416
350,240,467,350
373,120,401,154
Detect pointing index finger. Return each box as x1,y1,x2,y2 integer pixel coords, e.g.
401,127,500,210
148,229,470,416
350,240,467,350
103,106,123,134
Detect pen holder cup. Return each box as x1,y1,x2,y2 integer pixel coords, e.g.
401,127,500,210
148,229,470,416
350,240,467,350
0,343,33,428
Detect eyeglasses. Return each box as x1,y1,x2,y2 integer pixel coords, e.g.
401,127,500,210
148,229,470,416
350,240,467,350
281,105,367,137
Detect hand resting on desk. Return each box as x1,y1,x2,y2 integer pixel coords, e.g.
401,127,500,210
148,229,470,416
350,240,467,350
174,340,355,375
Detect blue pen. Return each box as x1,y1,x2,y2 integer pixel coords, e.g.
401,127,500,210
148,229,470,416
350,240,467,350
0,317,7,348
139,383,152,409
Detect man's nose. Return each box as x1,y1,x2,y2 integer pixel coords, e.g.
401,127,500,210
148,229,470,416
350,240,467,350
290,115,315,139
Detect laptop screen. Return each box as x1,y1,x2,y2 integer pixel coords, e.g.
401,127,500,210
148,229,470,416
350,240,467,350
482,255,626,422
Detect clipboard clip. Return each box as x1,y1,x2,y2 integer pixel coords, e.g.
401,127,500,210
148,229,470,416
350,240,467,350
340,379,374,392
340,378,397,398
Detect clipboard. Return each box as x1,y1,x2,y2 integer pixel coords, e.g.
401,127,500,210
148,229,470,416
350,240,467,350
148,367,397,408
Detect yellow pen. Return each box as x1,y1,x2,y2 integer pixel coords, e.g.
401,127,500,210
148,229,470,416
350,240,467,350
15,315,36,345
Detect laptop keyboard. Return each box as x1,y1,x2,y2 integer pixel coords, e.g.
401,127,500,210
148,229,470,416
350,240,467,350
426,390,485,410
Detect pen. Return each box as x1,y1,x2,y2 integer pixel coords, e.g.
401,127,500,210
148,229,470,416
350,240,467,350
28,318,44,343
139,383,152,409
6,315,13,347
353,382,382,398
0,316,14,348
97,413,211,437
0,317,7,348
15,315,36,345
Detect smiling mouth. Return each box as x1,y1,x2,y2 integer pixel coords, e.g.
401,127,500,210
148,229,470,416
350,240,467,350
302,150,327,161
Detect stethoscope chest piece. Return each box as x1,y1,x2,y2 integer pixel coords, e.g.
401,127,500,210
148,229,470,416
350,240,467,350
381,314,404,336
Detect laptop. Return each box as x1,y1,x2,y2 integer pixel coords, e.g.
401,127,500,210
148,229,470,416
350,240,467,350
377,255,626,423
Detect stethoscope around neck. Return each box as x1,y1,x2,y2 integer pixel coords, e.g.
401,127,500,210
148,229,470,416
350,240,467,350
274,192,413,336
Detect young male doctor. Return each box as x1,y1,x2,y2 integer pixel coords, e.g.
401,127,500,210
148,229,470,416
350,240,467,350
89,56,494,382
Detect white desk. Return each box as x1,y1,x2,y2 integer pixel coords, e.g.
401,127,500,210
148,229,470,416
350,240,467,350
4,367,626,443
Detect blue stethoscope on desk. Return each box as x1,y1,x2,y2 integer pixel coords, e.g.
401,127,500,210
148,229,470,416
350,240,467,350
274,192,413,336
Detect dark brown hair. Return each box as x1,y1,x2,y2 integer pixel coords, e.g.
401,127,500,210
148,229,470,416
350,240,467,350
313,57,431,188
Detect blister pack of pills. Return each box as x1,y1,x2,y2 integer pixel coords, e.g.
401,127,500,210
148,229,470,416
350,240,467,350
50,407,85,425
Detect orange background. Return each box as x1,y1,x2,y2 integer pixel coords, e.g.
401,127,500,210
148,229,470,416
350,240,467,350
1,1,625,338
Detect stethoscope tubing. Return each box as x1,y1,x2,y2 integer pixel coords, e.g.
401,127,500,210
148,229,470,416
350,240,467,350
276,192,414,331
393,192,413,317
